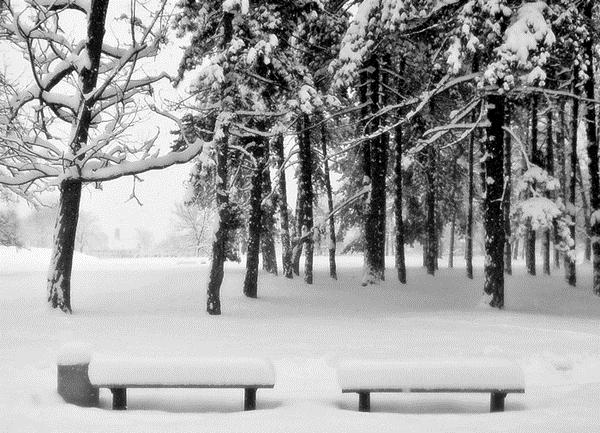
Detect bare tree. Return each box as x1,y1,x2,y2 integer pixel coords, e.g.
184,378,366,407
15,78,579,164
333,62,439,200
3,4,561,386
173,202,214,256
0,0,213,312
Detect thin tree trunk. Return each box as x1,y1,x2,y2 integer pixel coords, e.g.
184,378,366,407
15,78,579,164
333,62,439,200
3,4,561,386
504,105,512,275
47,0,110,313
243,140,266,298
543,109,554,275
483,93,505,308
449,217,455,269
526,95,539,276
426,144,436,276
466,59,479,280
274,135,293,278
394,125,406,283
260,164,278,275
577,165,592,262
555,99,567,269
298,114,314,284
321,123,337,280
292,189,304,276
584,0,600,295
566,69,579,286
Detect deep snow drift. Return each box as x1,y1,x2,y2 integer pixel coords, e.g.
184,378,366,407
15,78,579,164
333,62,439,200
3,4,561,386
1,247,600,433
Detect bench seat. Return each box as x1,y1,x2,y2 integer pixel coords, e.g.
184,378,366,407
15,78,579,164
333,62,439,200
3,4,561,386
337,359,524,412
87,356,275,410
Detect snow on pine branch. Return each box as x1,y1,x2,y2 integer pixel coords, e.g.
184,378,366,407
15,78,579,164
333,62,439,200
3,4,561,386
483,1,556,90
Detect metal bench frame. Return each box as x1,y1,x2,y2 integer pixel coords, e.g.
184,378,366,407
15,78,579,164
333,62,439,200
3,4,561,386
342,387,525,412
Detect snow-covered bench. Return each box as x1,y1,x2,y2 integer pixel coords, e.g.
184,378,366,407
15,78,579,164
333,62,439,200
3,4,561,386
57,350,275,411
337,359,525,412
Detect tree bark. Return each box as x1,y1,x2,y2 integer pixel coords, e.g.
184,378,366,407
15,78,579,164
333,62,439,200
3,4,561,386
47,0,110,313
577,164,592,262
543,109,554,275
583,0,600,296
291,190,304,276
274,135,293,278
243,140,266,298
298,114,314,284
526,95,539,276
566,69,579,287
363,55,387,284
449,217,455,269
206,137,228,315
321,123,337,280
260,163,278,276
483,93,505,308
466,59,479,280
425,144,436,276
503,105,512,275
555,99,567,269
394,125,406,283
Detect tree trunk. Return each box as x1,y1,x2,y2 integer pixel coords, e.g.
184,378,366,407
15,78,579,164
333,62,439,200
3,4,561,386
243,140,266,298
47,180,82,313
206,137,229,315
482,93,505,308
566,69,579,287
543,109,554,275
512,237,519,260
298,114,314,284
394,125,406,284
321,123,337,280
260,164,278,276
425,144,436,276
526,95,539,276
555,99,567,269
504,105,512,275
274,135,293,278
363,56,387,285
47,0,110,313
466,59,479,279
584,0,600,296
292,191,304,276
448,217,455,269
577,165,592,262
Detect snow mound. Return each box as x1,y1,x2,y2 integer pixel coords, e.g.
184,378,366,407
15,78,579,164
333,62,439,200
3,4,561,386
88,356,276,386
57,342,94,366
0,247,100,274
337,358,524,391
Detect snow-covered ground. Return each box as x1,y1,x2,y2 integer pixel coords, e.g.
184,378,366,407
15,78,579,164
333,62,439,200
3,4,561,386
2,247,600,432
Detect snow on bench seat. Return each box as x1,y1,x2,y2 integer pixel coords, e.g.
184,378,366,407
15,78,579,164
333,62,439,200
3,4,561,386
337,358,524,392
88,356,276,388
337,358,524,412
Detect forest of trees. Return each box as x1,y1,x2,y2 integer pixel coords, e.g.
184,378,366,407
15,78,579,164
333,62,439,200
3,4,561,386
1,0,599,314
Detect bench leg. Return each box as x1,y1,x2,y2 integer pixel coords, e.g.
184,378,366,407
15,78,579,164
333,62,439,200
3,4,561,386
490,392,506,412
244,388,257,411
358,392,370,412
111,388,127,410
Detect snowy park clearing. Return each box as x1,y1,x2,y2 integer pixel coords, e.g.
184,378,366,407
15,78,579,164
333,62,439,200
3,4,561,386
2,247,600,433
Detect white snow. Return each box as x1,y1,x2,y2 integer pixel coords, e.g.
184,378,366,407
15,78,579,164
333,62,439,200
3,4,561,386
88,356,275,386
2,248,600,432
57,342,94,366
337,358,524,390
